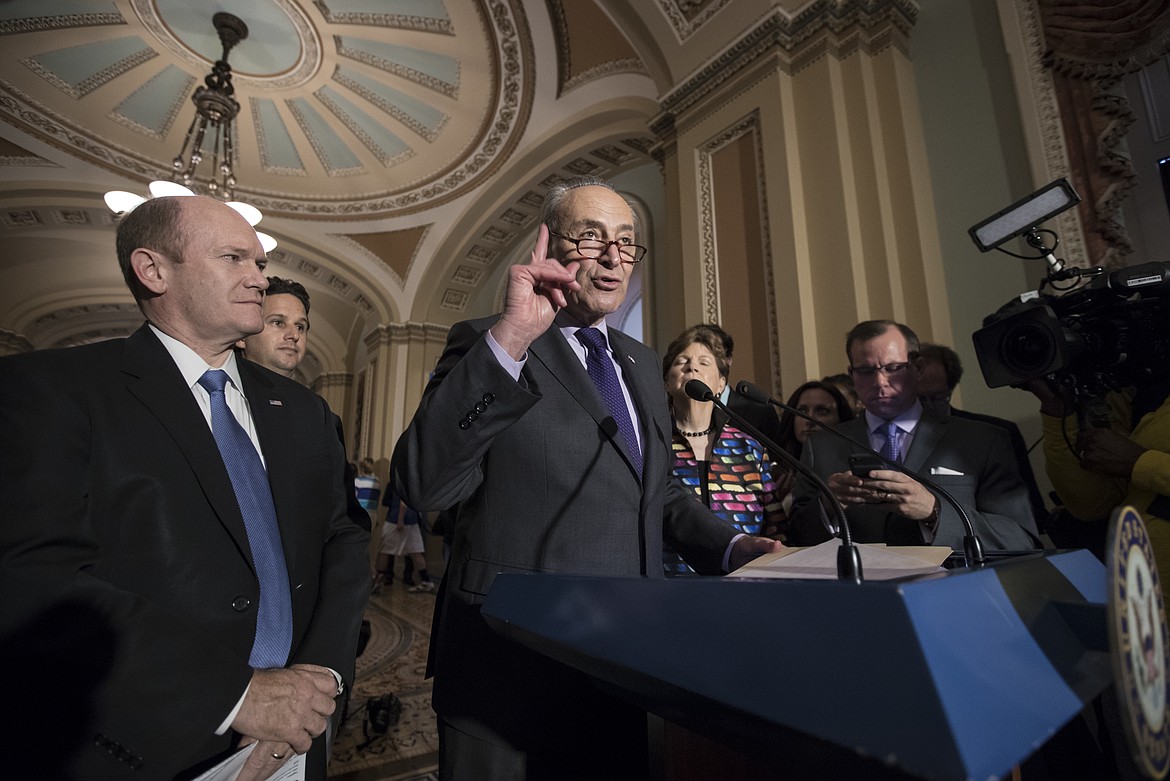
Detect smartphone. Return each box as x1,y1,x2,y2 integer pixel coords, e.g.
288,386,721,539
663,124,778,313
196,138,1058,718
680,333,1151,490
849,453,884,479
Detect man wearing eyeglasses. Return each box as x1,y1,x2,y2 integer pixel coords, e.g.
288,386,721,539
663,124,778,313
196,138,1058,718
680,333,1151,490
788,319,1039,551
392,176,780,779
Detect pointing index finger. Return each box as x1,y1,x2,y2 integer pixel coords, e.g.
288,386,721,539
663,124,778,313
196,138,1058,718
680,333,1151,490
530,223,551,265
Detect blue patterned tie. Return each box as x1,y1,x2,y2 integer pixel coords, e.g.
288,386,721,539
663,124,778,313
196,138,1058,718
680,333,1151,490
575,327,643,476
197,370,292,668
880,420,902,463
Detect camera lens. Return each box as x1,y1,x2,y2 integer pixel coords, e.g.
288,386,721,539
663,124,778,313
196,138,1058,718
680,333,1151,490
1002,322,1056,375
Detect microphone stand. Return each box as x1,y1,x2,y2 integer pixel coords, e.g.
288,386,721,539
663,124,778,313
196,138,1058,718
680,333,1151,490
736,380,986,567
683,379,863,583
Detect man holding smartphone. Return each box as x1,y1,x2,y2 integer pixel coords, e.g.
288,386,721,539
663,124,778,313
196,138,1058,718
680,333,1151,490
788,320,1040,550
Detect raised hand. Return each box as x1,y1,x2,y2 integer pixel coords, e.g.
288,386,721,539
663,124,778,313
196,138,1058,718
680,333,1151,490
490,224,581,360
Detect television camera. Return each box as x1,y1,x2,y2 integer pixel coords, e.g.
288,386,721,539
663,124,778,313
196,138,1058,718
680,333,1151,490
968,179,1170,411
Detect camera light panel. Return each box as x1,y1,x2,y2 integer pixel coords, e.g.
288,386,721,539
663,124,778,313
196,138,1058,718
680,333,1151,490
969,178,1081,252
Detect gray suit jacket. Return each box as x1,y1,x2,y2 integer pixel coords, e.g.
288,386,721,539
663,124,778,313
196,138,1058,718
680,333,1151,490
788,412,1040,551
391,317,738,753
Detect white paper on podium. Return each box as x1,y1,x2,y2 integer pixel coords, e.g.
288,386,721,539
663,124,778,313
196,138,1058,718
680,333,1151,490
190,742,306,781
729,539,950,580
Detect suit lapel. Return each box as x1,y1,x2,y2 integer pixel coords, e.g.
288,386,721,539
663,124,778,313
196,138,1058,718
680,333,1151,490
904,413,946,473
121,326,253,561
603,327,669,481
528,326,643,481
609,330,666,469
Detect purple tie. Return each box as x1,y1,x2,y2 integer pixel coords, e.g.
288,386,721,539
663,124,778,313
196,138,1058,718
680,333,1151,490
575,327,643,476
198,369,292,668
880,420,902,463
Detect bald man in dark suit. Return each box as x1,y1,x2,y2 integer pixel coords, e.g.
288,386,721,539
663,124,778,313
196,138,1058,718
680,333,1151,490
0,196,369,780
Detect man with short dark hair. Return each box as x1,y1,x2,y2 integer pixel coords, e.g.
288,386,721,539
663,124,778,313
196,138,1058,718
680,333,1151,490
788,319,1039,550
917,342,1047,522
0,196,369,781
239,276,311,378
393,176,780,779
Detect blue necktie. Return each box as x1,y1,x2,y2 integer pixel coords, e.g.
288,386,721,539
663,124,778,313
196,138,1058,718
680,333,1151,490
575,327,643,476
197,370,292,668
880,420,902,463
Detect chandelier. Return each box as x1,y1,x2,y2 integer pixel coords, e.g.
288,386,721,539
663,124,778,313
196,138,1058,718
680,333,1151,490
104,13,276,252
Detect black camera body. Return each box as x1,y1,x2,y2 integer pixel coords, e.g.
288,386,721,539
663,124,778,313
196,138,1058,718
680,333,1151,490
973,262,1170,392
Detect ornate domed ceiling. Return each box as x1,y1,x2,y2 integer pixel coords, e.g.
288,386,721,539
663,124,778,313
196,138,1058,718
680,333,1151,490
0,0,664,369
1,0,528,218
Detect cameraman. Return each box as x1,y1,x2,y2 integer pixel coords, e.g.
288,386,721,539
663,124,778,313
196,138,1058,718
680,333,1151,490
1027,377,1170,593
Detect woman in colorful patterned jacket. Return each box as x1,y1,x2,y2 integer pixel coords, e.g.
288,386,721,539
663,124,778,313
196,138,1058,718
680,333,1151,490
661,325,787,575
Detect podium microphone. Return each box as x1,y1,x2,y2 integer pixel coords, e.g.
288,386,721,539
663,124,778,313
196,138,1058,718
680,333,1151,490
683,379,863,583
735,380,986,567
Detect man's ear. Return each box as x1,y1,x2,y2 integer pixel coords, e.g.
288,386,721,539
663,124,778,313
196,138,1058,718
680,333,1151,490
235,338,248,352
130,248,167,296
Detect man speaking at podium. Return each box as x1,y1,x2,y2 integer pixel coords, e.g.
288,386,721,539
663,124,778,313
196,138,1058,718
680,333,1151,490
788,319,1040,551
392,176,779,779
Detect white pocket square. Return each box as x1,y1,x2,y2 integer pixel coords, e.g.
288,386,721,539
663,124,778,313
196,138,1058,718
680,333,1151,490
930,466,964,476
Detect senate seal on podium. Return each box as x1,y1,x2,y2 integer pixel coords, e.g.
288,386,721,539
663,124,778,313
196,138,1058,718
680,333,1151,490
1109,504,1170,779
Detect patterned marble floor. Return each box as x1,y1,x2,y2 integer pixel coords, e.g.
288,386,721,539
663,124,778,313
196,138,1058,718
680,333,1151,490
328,575,440,781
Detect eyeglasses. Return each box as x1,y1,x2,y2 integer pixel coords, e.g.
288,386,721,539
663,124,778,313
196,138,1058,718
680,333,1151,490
848,361,911,379
549,231,647,263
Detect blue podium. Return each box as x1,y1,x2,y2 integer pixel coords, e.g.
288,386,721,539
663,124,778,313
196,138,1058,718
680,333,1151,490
481,549,1112,781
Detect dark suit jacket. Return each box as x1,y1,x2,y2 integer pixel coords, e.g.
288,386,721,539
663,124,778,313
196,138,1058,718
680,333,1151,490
392,317,738,754
950,407,1048,522
0,325,370,780
788,412,1040,551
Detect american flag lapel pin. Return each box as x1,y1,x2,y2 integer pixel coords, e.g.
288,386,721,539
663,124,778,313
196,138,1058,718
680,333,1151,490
269,399,283,406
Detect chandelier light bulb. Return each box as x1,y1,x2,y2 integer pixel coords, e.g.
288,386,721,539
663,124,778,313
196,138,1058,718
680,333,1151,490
226,201,263,226
102,15,274,250
103,191,147,214
149,181,195,198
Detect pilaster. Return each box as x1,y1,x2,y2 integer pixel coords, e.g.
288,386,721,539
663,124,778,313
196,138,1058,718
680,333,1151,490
356,322,450,462
652,1,952,390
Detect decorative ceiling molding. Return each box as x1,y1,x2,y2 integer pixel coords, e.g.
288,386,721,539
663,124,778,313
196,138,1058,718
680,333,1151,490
22,39,157,99
240,0,535,217
655,0,733,42
334,35,459,98
562,58,646,95
129,0,323,91
0,0,536,220
0,204,115,230
313,0,455,35
0,11,126,36
650,0,917,144
548,0,646,97
0,81,170,180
